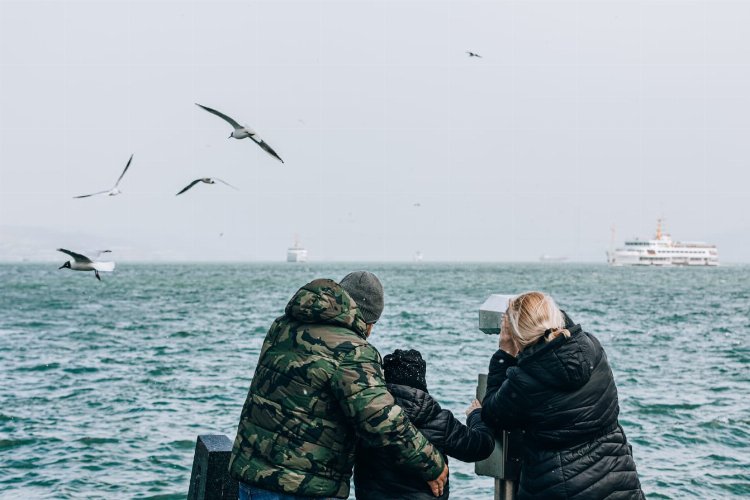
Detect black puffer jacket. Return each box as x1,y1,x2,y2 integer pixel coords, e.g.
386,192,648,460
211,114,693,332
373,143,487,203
482,319,644,500
355,383,495,499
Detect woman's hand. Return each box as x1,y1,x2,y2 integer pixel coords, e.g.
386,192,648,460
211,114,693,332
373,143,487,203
465,399,482,416
499,313,519,357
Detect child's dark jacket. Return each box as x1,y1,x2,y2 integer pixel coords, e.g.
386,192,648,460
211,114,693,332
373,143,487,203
354,383,495,499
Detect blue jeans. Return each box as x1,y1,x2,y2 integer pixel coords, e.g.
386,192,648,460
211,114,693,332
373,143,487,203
238,481,335,500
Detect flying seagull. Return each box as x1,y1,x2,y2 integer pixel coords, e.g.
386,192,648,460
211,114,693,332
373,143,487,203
466,51,482,58
57,248,115,281
74,154,133,198
176,177,238,196
195,103,284,163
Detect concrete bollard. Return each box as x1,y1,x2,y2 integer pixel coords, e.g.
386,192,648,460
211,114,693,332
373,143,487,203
187,434,238,500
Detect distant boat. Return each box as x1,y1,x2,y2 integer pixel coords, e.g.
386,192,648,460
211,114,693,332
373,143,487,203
607,219,719,267
287,236,307,263
539,255,568,263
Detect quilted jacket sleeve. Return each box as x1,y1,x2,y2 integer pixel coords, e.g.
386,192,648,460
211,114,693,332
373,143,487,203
441,408,495,462
481,349,528,431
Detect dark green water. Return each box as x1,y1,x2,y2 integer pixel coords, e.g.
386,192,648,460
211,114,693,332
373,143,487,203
1,263,748,499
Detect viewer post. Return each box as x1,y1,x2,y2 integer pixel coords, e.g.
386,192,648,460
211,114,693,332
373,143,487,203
475,294,523,500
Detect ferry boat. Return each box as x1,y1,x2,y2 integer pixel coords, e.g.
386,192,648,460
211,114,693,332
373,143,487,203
286,237,308,263
607,220,719,267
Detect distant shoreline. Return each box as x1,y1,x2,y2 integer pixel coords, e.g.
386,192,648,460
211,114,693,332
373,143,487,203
2,261,748,266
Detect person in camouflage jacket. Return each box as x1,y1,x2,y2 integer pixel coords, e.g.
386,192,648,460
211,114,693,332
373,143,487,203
229,274,447,499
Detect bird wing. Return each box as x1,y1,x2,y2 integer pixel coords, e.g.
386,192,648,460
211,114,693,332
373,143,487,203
176,179,203,196
195,103,242,129
57,248,92,263
73,190,110,199
92,261,115,272
250,135,284,163
94,250,112,259
114,154,134,187
213,178,239,190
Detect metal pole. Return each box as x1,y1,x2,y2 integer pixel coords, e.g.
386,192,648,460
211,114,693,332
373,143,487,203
498,479,515,500
478,297,522,500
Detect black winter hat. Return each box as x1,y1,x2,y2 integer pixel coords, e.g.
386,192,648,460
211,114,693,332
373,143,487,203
383,349,428,393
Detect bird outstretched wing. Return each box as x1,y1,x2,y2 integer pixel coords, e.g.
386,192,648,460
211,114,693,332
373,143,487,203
213,178,239,190
57,248,92,263
195,103,242,129
73,190,110,199
250,136,284,163
115,154,133,187
176,179,203,196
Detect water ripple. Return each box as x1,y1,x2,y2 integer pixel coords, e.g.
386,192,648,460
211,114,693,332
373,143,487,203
1,263,749,498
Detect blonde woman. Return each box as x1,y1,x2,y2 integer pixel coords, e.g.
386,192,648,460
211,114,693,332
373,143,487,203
481,292,644,500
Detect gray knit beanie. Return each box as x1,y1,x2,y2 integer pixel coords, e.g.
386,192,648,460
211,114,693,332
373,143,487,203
339,271,384,324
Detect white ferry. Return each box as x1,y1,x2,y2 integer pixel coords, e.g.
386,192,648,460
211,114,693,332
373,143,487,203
607,221,718,267
286,236,308,263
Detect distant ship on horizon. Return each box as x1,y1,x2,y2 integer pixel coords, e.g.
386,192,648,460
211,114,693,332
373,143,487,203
607,220,719,267
287,236,308,263
539,254,568,263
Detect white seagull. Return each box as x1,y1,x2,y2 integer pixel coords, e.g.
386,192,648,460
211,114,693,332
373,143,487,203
195,103,284,163
57,248,116,281
176,177,238,196
74,154,134,198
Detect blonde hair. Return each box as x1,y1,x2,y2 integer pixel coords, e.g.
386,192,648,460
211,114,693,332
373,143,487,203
506,292,570,351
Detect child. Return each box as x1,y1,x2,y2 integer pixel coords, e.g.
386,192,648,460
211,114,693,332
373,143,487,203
354,349,495,499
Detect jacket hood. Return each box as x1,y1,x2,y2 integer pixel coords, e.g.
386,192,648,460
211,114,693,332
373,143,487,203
284,278,368,338
386,383,441,426
516,325,598,390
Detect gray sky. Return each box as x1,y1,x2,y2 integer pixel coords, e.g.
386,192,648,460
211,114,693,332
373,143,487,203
1,0,748,262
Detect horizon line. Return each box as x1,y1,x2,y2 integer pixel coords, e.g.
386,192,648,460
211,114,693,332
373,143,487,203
2,260,748,266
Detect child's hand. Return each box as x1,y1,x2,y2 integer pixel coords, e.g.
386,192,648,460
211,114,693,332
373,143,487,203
465,399,482,416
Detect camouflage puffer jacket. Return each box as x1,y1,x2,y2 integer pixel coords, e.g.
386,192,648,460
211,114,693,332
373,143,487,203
228,278,445,498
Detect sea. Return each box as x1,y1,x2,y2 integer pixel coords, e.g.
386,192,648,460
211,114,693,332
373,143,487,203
1,263,748,499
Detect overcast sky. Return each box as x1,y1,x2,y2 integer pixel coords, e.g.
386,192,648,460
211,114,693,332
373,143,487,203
1,0,748,262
